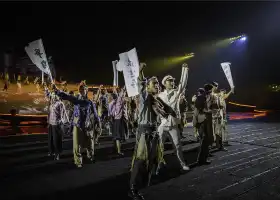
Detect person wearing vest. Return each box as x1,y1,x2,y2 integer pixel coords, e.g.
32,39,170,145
129,63,166,200
53,81,101,168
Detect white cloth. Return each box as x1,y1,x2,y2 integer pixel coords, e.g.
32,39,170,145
158,89,181,127
158,66,189,127
158,126,186,167
116,48,140,97
25,39,53,82
221,62,234,89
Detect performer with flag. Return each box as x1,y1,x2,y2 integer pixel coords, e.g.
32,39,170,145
219,87,234,146
220,62,235,146
210,81,227,151
52,82,101,168
129,63,166,200
157,63,190,172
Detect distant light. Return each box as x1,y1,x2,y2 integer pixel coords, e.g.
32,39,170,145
240,37,247,41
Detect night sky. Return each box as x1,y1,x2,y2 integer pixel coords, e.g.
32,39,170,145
1,2,280,108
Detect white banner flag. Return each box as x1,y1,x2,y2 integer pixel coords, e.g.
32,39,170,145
117,48,140,97
221,62,234,89
25,39,53,82
112,60,119,86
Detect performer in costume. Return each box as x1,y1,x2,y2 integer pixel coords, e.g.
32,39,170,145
62,91,75,136
107,93,115,136
192,94,201,142
178,94,188,139
219,87,234,146
111,87,126,155
53,82,101,168
211,82,226,151
157,63,190,172
44,84,65,160
129,63,167,200
193,87,212,165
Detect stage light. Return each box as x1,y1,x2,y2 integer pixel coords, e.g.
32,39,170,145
240,37,247,41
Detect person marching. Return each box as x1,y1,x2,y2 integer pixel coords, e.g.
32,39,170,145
111,87,126,155
219,87,234,146
157,63,190,172
44,83,65,160
53,81,101,168
129,63,166,200
16,74,22,94
178,94,188,139
193,87,211,165
211,81,226,151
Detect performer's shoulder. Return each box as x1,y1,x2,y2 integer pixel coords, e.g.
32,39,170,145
157,92,164,98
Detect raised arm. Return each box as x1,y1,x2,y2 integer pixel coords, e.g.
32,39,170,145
138,63,147,97
43,83,51,99
94,85,103,102
223,87,234,100
52,84,89,106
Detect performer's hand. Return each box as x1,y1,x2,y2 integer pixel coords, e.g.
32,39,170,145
182,63,189,69
140,63,146,71
192,95,197,102
231,87,235,94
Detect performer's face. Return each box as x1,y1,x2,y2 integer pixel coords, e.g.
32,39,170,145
212,86,218,92
108,94,113,102
165,79,175,89
147,79,159,94
79,87,87,96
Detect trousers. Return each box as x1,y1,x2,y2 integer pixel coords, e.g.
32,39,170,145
72,126,95,166
197,120,210,162
130,125,162,188
48,125,63,154
158,125,186,167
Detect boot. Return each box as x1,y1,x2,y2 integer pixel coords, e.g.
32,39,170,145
128,185,145,200
215,135,221,149
219,141,227,151
54,154,60,160
198,159,211,165
218,136,227,151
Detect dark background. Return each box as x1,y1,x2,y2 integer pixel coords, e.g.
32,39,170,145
0,2,280,109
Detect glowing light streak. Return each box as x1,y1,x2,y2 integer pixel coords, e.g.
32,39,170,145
228,102,256,108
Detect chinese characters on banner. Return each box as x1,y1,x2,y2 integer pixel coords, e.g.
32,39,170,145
221,62,234,89
25,39,53,83
116,48,140,97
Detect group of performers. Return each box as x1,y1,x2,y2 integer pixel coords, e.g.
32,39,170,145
44,62,234,200
1,72,45,94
